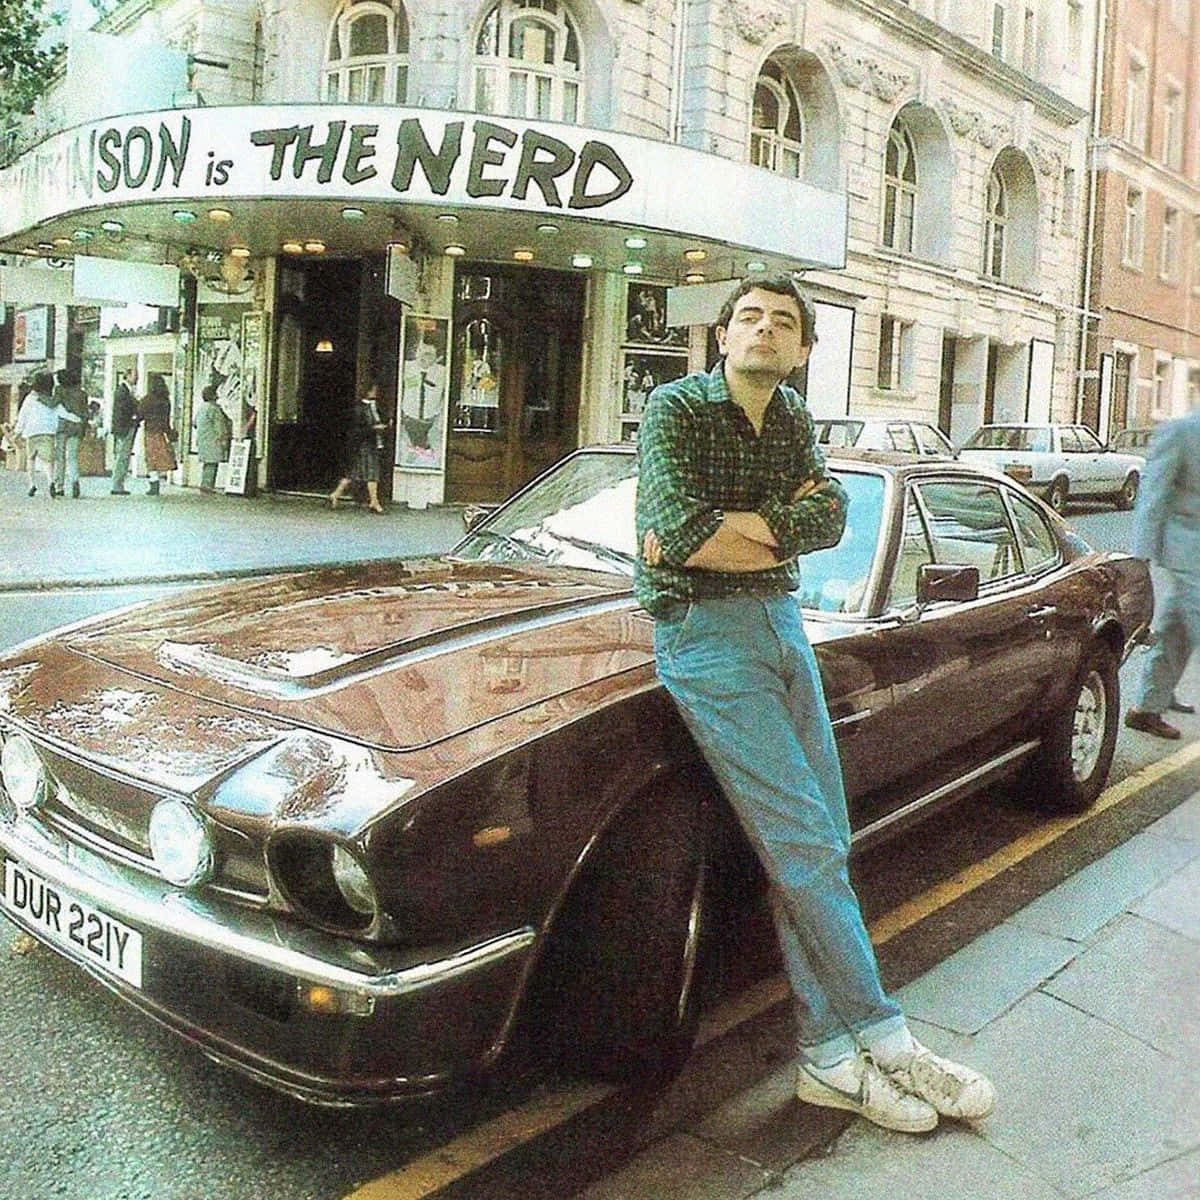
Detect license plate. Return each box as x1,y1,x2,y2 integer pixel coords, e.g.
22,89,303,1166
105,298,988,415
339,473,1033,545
1,858,143,988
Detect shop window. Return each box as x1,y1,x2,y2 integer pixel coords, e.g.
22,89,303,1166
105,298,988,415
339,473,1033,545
882,120,917,252
618,281,688,441
474,0,582,122
749,59,804,178
455,317,504,433
323,0,409,104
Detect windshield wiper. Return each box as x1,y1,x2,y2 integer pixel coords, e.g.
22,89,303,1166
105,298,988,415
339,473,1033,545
459,528,552,560
535,529,635,571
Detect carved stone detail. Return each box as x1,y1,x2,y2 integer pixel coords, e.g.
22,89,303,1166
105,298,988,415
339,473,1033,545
726,0,787,44
939,98,1009,149
1028,141,1063,177
824,41,911,102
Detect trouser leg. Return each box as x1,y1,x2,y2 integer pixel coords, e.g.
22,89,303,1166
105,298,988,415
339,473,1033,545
1137,569,1198,712
654,595,903,1065
52,431,66,488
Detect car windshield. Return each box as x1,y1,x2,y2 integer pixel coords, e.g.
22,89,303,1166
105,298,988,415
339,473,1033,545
453,450,885,615
963,426,1052,453
815,421,863,448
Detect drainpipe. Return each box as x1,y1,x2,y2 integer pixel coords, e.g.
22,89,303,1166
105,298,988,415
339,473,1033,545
1075,0,1107,424
670,0,687,143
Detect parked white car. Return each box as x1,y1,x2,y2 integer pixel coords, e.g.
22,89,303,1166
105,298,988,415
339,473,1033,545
958,423,1144,513
814,418,956,458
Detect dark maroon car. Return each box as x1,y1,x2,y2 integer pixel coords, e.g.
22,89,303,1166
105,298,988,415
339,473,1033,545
0,447,1151,1105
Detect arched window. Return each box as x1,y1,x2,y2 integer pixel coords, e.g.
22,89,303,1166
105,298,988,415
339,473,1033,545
323,0,409,103
749,59,804,177
474,0,582,122
984,166,1007,279
883,121,917,252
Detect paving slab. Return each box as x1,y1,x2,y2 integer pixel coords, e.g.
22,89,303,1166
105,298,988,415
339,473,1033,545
1043,913,1200,1064
1006,830,1200,943
1142,791,1200,845
767,1119,1065,1200
1131,854,1200,941
967,989,1200,1198
895,921,1078,1035
1082,1147,1200,1199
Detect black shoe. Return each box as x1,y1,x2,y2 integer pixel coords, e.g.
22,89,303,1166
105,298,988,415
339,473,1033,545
1168,698,1195,714
71,481,80,498
27,485,36,497
110,488,130,495
1125,710,1182,739
147,481,160,496
49,483,60,497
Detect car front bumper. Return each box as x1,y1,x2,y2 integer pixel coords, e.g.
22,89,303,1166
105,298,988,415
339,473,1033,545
0,810,535,1106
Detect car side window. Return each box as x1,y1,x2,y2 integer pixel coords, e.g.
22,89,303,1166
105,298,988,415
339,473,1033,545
1075,427,1103,453
1060,427,1084,453
888,489,935,608
915,424,951,456
915,480,1021,583
887,423,919,453
1006,490,1060,574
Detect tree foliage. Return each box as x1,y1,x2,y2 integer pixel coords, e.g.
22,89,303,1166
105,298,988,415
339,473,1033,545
0,0,65,118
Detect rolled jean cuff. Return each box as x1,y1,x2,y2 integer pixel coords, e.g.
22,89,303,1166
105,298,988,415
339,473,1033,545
855,1013,909,1052
800,1030,860,1069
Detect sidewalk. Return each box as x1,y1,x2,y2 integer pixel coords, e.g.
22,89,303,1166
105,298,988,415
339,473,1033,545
0,469,466,590
581,792,1200,1200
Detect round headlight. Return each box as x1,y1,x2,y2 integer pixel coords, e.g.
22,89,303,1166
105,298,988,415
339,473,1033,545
331,845,377,917
1,733,45,812
148,797,214,887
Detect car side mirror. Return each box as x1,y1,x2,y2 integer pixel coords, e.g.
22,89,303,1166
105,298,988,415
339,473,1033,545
916,563,980,606
462,503,498,531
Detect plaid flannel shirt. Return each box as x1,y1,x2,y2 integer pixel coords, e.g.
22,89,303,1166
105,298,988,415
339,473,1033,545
634,365,847,616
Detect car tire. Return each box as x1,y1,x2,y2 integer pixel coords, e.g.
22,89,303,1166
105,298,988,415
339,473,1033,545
528,783,710,1085
1046,478,1069,514
1115,473,1139,511
1032,642,1119,813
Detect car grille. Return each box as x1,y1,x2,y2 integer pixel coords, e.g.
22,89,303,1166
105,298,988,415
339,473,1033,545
35,745,270,901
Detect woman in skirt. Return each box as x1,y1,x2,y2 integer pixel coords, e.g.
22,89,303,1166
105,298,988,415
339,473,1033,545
137,373,177,496
329,383,388,513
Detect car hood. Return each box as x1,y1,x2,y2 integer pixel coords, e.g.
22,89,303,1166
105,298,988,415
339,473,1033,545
35,559,652,755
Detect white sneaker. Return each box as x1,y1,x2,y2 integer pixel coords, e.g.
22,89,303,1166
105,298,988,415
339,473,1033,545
885,1043,995,1121
796,1053,938,1133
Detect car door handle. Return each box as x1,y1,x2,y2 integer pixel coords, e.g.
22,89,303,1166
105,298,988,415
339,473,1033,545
1026,605,1058,620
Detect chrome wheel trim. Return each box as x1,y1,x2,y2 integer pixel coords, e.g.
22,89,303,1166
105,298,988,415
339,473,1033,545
1071,668,1106,782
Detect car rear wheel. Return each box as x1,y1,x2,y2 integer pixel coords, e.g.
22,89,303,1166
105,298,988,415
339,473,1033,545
1046,478,1069,514
1115,473,1139,511
526,783,709,1085
1032,642,1119,813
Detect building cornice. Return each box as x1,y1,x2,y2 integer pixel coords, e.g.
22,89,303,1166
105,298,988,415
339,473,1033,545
836,0,1088,128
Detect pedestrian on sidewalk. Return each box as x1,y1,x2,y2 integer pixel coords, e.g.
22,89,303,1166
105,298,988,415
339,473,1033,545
1125,406,1200,740
636,275,995,1135
328,383,387,514
13,371,64,498
137,373,176,496
51,367,89,499
110,367,139,495
194,385,232,493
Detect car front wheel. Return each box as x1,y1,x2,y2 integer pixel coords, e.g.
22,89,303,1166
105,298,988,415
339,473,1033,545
1115,473,1139,510
525,783,710,1085
1032,642,1119,813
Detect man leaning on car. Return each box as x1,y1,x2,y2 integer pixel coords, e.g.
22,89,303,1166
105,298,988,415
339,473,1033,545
634,273,995,1134
1125,406,1200,739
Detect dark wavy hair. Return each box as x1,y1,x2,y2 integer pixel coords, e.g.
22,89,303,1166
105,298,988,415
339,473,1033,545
715,274,818,347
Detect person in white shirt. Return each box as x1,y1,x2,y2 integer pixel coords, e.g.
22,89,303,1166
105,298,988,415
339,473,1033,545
13,371,67,498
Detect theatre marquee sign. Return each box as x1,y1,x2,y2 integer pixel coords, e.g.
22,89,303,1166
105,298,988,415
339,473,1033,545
0,105,846,268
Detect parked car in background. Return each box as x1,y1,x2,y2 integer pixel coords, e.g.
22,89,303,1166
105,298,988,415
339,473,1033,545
958,423,1144,513
814,417,956,458
0,447,1151,1107
1110,426,1156,455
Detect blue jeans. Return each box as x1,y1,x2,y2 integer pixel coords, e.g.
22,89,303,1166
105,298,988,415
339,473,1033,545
1136,565,1200,712
654,593,905,1066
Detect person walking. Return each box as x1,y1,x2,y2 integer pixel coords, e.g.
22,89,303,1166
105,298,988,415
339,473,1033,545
110,367,139,495
194,385,232,493
636,275,995,1134
328,383,388,514
1124,407,1200,739
51,367,88,499
13,371,63,497
137,373,176,496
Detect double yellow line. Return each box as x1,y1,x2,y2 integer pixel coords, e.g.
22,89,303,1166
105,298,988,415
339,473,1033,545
345,741,1200,1200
